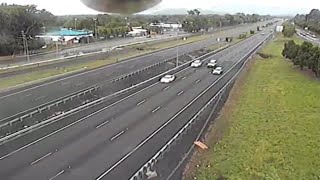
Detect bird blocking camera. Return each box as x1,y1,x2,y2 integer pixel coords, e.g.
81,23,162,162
80,0,162,14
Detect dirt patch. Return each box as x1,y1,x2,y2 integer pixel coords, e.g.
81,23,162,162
182,55,258,180
257,52,273,59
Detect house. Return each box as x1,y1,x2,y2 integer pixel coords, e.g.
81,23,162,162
127,27,148,37
36,28,93,45
149,23,182,31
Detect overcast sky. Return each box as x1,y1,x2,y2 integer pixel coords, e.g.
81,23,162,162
0,0,319,15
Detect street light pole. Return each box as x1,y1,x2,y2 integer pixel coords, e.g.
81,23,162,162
176,30,179,67
74,18,77,30
93,18,98,39
21,31,30,63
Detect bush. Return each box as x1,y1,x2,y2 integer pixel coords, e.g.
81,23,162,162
282,23,296,37
250,30,255,34
283,40,320,76
239,33,247,39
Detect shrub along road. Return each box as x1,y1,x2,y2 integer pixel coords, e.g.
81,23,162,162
184,35,320,180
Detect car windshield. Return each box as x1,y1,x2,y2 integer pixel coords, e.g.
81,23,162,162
1,1,318,180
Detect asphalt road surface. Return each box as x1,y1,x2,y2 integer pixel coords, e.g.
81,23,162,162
296,29,320,45
0,32,189,68
0,28,274,180
0,21,272,121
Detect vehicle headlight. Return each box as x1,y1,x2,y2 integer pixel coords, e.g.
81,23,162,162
81,0,162,14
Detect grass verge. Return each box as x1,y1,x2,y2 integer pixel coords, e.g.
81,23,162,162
0,33,228,90
184,34,320,180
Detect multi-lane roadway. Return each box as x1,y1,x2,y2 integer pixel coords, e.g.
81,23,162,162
0,21,272,121
296,29,320,45
0,25,274,180
0,32,188,68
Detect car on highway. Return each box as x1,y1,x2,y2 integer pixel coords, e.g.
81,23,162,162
207,59,217,68
191,60,202,68
212,66,223,75
261,32,265,35
160,75,176,83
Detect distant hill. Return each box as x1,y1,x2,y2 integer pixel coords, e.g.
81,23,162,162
141,8,226,15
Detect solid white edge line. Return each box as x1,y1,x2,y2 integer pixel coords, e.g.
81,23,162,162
96,32,271,180
0,34,236,162
132,32,273,180
30,152,52,165
110,131,125,141
0,50,198,158
0,34,193,99
0,83,158,160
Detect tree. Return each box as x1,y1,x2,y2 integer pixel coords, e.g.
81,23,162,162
187,10,195,16
309,47,320,76
0,4,55,55
282,23,296,37
283,40,320,77
282,40,299,59
193,9,201,16
294,9,320,34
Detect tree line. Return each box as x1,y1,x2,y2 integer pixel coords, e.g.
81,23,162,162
282,40,320,77
0,3,56,56
294,9,320,34
182,10,269,33
282,22,296,37
0,3,271,56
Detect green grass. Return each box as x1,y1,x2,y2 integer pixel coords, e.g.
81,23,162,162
192,34,320,180
0,32,228,90
0,51,147,90
0,33,211,76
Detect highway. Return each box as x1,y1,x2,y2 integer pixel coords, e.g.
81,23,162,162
0,32,189,68
0,21,271,121
296,29,320,45
0,28,273,180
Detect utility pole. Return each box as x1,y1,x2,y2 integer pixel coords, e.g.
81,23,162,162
21,31,30,63
74,18,77,30
93,18,98,39
55,41,59,58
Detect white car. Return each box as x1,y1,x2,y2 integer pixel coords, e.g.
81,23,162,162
212,67,223,75
160,75,176,83
191,60,202,68
207,59,217,68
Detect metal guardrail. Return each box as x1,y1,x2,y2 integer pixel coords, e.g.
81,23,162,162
0,48,194,126
0,34,192,71
129,33,273,180
0,33,229,127
0,44,232,144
